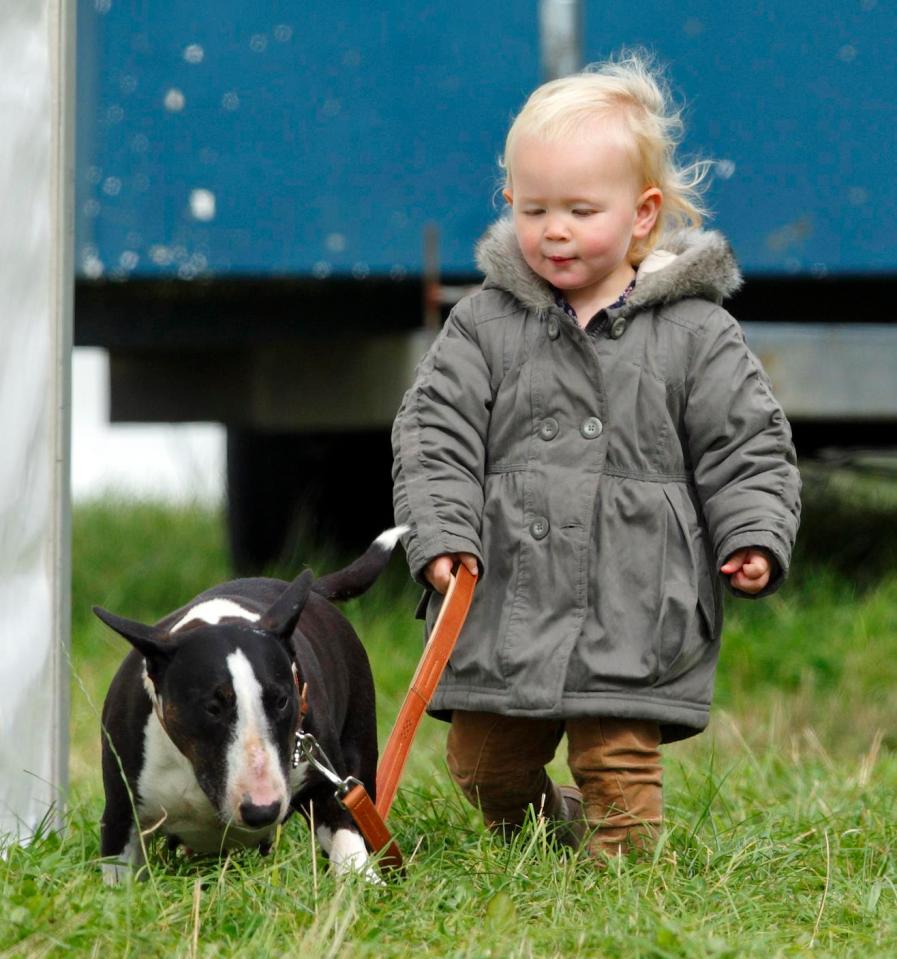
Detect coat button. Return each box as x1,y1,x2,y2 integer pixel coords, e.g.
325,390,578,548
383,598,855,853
530,517,550,540
547,317,560,340
580,416,603,439
539,417,559,440
609,317,627,339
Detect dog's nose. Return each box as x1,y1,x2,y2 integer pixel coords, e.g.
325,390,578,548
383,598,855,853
239,800,282,829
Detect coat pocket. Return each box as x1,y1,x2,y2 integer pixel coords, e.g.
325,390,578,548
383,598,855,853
443,470,528,690
575,480,669,687
660,485,720,668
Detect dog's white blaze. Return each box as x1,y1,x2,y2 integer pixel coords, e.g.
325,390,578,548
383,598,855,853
375,525,409,552
171,598,259,633
225,649,289,822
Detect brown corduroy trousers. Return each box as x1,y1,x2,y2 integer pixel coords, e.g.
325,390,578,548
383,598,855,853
446,711,663,858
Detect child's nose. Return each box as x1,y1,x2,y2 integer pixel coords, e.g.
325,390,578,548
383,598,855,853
544,215,569,241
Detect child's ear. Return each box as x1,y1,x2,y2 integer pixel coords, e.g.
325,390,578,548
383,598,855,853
633,188,662,238
502,189,513,206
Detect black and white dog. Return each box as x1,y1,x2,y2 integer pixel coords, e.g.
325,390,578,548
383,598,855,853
96,527,405,884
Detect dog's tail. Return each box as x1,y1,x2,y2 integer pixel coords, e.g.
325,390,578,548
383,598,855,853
312,526,408,602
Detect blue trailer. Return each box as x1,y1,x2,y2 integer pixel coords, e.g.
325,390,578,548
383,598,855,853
74,1,897,566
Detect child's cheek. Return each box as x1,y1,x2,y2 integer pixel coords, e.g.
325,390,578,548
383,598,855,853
518,232,546,279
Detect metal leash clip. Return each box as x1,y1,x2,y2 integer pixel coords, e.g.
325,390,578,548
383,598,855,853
292,730,361,803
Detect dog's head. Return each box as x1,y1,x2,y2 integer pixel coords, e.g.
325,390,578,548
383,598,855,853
95,570,314,832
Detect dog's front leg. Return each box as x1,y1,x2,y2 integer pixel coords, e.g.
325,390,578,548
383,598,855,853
100,746,148,884
300,791,378,881
100,817,146,885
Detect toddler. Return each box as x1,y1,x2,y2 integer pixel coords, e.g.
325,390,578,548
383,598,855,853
391,53,800,859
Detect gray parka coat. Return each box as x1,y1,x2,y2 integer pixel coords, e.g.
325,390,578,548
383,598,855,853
392,219,801,741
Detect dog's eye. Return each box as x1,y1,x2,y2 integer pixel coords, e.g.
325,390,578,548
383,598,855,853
276,694,289,712
206,701,223,718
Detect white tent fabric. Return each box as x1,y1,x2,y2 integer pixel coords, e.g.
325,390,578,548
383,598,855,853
0,0,72,846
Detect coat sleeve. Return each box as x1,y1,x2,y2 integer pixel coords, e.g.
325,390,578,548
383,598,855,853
391,298,492,583
683,306,801,598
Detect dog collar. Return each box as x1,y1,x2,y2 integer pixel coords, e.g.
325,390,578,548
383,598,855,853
290,671,309,769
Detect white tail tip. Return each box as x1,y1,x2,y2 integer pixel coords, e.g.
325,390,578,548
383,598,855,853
374,525,409,552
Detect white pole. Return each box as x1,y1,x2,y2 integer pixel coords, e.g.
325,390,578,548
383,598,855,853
0,0,74,845
539,0,583,80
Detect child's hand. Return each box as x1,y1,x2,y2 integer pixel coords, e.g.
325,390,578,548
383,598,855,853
425,553,479,594
720,548,772,594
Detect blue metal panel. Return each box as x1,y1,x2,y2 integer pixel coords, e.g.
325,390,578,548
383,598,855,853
76,1,537,279
586,2,897,274
76,2,896,279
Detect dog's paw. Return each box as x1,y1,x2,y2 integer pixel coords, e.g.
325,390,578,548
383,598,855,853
317,825,382,884
101,861,132,886
334,855,383,885
331,830,384,884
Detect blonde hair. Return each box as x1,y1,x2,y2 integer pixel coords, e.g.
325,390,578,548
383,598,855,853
501,51,712,260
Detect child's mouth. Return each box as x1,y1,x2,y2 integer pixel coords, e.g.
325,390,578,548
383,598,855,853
548,255,575,264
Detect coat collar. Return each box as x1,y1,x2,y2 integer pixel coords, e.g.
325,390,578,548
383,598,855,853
474,216,743,315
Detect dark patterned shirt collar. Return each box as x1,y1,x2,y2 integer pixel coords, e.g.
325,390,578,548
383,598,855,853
553,275,637,334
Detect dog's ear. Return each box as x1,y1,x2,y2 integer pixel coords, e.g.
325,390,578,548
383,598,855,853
258,570,314,640
93,606,173,665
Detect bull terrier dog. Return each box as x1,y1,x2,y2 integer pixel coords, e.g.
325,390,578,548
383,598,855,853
95,527,406,884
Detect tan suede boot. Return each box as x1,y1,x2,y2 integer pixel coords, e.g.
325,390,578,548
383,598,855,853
566,717,663,860
446,710,565,839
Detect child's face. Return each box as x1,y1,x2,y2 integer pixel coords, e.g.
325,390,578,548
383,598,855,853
503,124,660,307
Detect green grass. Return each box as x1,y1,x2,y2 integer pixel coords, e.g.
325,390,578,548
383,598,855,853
3,467,897,957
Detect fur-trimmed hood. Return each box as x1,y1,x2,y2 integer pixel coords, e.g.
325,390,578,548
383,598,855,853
474,216,743,316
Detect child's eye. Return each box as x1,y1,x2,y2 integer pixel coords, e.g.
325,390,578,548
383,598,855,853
523,209,544,217
572,209,596,217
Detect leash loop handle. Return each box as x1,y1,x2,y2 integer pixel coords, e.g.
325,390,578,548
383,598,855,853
342,784,404,872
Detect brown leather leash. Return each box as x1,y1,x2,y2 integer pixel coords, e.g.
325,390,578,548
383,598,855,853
340,563,477,873
340,782,404,871
375,564,477,818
